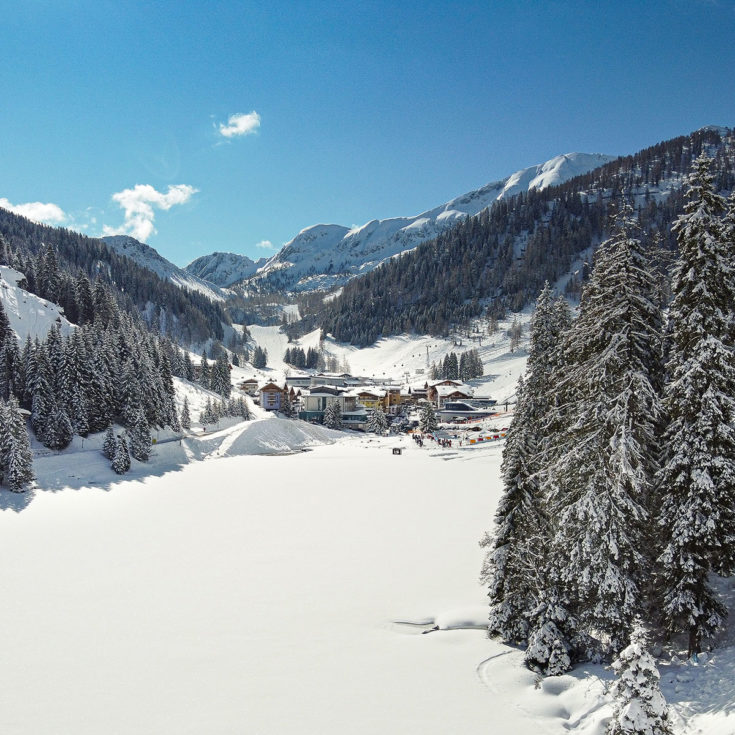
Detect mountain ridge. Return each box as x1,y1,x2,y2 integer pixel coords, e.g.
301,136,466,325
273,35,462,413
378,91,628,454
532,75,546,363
186,152,616,292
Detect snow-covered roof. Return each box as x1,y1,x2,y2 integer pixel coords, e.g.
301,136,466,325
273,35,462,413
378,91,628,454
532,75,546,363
435,384,473,397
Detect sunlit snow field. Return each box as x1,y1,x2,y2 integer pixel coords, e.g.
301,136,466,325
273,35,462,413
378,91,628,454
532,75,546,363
0,432,523,734
2,420,735,734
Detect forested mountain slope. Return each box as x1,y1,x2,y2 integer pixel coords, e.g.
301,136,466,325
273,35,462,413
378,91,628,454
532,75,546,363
317,127,734,346
102,235,230,303
0,209,230,345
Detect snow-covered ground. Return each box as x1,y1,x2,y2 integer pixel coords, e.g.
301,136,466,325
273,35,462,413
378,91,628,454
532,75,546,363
2,419,733,734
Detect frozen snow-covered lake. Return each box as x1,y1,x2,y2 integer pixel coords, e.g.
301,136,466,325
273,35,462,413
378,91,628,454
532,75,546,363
0,435,534,735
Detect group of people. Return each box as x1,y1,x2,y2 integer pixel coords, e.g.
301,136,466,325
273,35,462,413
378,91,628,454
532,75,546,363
411,433,454,449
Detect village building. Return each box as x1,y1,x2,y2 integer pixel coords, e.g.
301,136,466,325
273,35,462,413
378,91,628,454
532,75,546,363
259,382,284,411
299,386,368,430
238,378,260,396
284,374,312,389
427,381,473,408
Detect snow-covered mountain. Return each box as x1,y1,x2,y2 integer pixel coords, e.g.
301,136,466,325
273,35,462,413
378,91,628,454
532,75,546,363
184,251,267,288
232,152,615,292
102,235,229,302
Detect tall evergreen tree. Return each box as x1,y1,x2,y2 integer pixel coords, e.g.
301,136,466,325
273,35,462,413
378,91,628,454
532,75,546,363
481,284,569,652
128,405,151,462
180,397,191,430
419,402,438,433
2,397,34,492
112,435,131,474
542,209,663,659
323,400,343,430
656,155,735,656
102,425,116,460
366,405,388,434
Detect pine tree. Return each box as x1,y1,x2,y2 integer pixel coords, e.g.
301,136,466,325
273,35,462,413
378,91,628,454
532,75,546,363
44,403,73,450
180,397,191,430
608,626,672,735
657,155,735,656
481,285,569,652
366,405,388,434
102,425,116,460
112,435,131,474
419,402,438,433
481,377,543,644
542,210,663,660
323,400,343,429
128,405,151,462
199,352,210,388
524,594,573,677
2,397,34,492
211,354,232,398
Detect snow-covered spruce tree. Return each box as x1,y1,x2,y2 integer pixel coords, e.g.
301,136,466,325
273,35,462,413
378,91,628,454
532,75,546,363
128,405,151,462
1,397,34,492
480,376,541,644
44,402,74,451
180,397,191,430
481,284,569,651
656,155,735,657
542,207,663,661
112,435,131,474
199,353,210,388
323,400,343,430
524,591,574,677
199,397,215,426
211,354,232,398
102,425,116,460
607,625,672,735
366,405,388,434
419,402,438,434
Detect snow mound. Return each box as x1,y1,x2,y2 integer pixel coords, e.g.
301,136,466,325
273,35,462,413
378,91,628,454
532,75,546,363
187,415,341,459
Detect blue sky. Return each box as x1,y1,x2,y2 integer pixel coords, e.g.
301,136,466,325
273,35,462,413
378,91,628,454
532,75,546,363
2,0,735,266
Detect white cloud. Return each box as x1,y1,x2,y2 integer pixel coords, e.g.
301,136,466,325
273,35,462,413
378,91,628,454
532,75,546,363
255,239,275,249
102,183,198,242
218,111,261,138
0,197,67,225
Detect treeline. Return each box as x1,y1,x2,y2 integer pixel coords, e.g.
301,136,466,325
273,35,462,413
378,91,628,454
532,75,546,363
283,345,320,370
481,158,735,679
316,127,733,346
0,209,230,346
0,274,183,488
429,348,483,381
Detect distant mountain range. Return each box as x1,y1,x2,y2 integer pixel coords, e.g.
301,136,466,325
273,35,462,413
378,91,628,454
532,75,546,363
183,152,615,292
